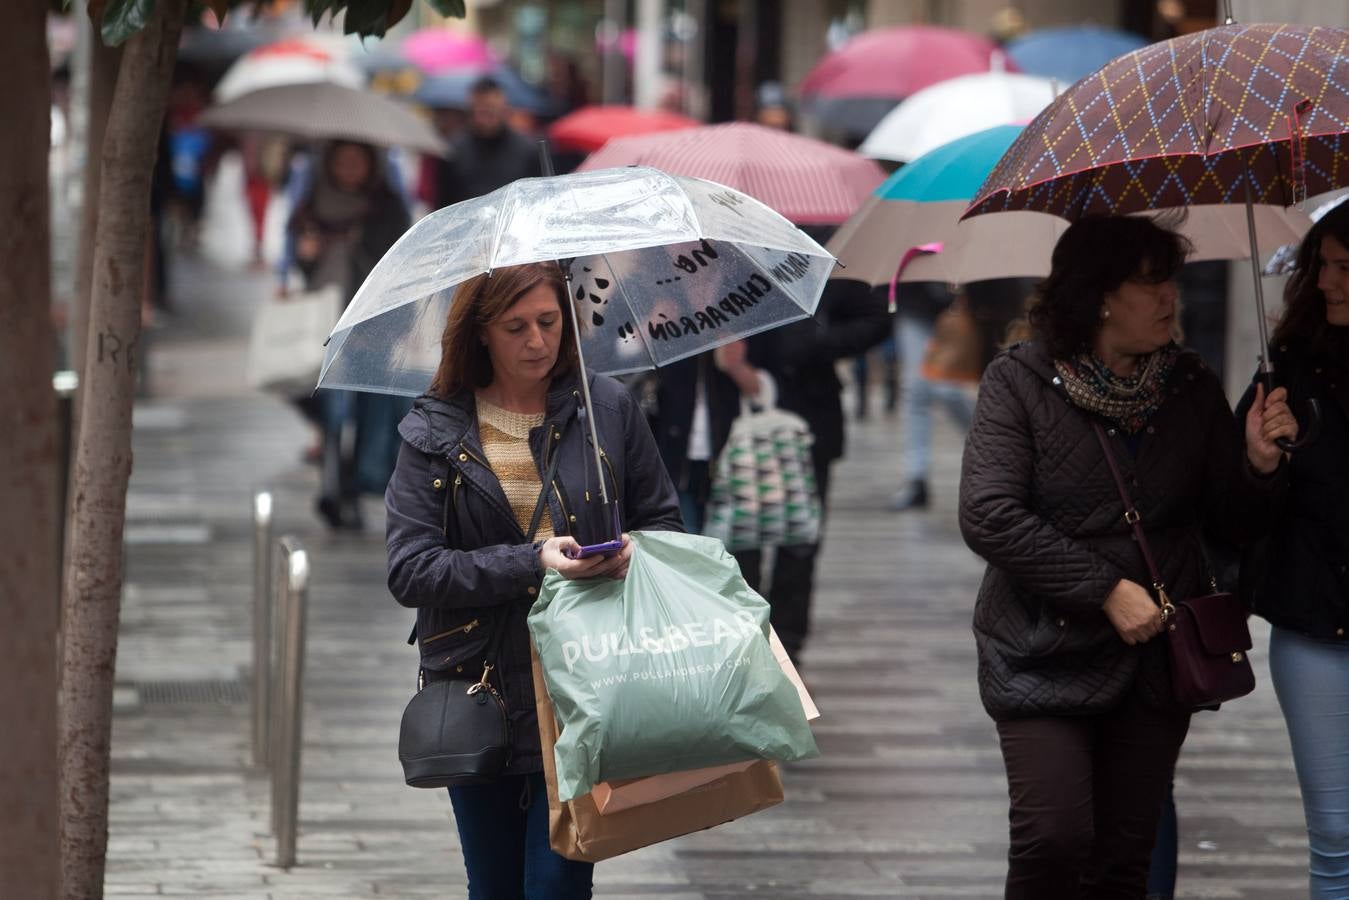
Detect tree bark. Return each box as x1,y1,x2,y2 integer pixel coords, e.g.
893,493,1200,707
59,3,185,897
72,36,122,392
0,2,59,899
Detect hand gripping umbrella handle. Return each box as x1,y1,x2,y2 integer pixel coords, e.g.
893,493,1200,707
1262,370,1322,452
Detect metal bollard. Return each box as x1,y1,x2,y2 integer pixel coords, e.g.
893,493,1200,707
251,492,273,770
270,537,309,869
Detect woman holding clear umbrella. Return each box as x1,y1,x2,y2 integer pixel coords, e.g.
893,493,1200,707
1238,200,1349,898
958,215,1296,898
384,261,682,897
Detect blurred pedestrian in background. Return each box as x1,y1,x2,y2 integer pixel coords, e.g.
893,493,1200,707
891,277,1031,510
754,81,794,132
286,140,411,530
889,281,972,510
435,76,542,209
384,262,681,898
1238,201,1349,899
738,272,890,662
648,350,752,535
958,215,1294,898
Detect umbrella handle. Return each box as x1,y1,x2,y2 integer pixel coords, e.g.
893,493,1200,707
1262,370,1322,452
1277,398,1321,452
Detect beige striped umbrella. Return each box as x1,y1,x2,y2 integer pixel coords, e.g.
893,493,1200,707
199,81,447,156
578,122,885,226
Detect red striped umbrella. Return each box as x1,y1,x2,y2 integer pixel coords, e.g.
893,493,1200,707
578,122,886,225
547,105,700,154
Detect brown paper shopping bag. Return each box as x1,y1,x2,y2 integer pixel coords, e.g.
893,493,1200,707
530,646,784,863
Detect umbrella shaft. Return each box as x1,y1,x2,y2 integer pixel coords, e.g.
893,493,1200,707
564,268,612,508
1242,173,1274,377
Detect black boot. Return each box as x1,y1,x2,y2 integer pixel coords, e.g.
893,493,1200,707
888,479,929,511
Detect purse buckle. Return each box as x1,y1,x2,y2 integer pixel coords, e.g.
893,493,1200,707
1156,585,1176,622
467,662,494,696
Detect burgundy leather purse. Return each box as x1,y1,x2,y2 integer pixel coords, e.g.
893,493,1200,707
1092,423,1256,709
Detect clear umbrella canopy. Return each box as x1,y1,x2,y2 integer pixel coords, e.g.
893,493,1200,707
318,166,836,396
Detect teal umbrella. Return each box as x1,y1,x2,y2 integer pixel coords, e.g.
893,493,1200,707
828,125,1065,293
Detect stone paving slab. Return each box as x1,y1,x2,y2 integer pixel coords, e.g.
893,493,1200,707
105,256,1313,898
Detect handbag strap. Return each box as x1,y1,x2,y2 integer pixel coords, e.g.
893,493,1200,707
417,424,568,690
1090,422,1176,619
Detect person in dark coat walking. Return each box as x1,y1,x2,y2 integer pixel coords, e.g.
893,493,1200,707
384,261,681,898
1238,200,1349,898
435,76,543,209
958,215,1296,899
738,275,891,661
649,351,748,534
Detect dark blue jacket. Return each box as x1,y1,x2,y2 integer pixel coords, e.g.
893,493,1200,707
385,369,682,775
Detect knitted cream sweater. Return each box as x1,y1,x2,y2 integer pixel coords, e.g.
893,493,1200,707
476,396,555,540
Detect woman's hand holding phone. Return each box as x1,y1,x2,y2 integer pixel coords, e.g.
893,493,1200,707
539,534,632,581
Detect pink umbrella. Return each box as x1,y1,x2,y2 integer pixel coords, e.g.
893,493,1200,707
401,28,496,75
579,122,886,225
799,25,1015,136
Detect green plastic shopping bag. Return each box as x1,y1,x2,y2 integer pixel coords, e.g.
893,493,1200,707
528,531,819,803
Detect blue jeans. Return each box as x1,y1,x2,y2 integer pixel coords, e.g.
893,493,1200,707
1270,626,1349,898
897,316,976,482
448,772,593,899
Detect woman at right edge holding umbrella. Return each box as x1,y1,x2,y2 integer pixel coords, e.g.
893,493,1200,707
958,215,1296,898
1239,201,1349,899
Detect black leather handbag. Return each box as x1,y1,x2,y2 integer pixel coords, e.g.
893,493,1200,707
399,641,513,788
397,438,562,788
1093,423,1256,710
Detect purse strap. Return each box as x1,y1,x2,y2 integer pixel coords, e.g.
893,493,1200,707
417,426,568,690
1090,422,1177,620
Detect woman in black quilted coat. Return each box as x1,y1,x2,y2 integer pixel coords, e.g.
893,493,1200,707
958,216,1296,899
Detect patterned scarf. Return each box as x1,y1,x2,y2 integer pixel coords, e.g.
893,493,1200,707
1054,343,1180,434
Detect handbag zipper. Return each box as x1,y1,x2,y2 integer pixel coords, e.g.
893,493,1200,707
421,618,481,644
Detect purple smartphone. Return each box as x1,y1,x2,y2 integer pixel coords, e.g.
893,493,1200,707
563,505,624,559
563,538,625,559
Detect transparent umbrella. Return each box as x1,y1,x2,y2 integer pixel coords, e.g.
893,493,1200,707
319,165,834,397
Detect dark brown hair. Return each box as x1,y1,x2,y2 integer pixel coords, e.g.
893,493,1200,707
1028,214,1191,360
1273,200,1349,352
428,262,578,398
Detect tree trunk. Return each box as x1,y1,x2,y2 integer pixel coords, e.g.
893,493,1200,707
59,3,185,897
0,2,59,899
72,36,122,392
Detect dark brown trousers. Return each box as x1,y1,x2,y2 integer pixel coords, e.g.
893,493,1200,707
995,689,1191,899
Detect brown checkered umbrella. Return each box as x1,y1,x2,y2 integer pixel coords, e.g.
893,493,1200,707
966,22,1349,449
966,23,1349,219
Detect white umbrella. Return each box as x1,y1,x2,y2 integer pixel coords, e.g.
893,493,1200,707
213,35,364,103
859,72,1057,164
199,82,447,156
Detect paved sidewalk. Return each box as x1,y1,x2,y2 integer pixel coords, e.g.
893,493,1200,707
106,256,1310,898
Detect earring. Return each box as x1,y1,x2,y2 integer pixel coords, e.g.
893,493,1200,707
1101,307,1111,320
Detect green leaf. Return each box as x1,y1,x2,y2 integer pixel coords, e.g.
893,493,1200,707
98,0,157,45
340,0,389,37
305,0,336,28
425,0,466,18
